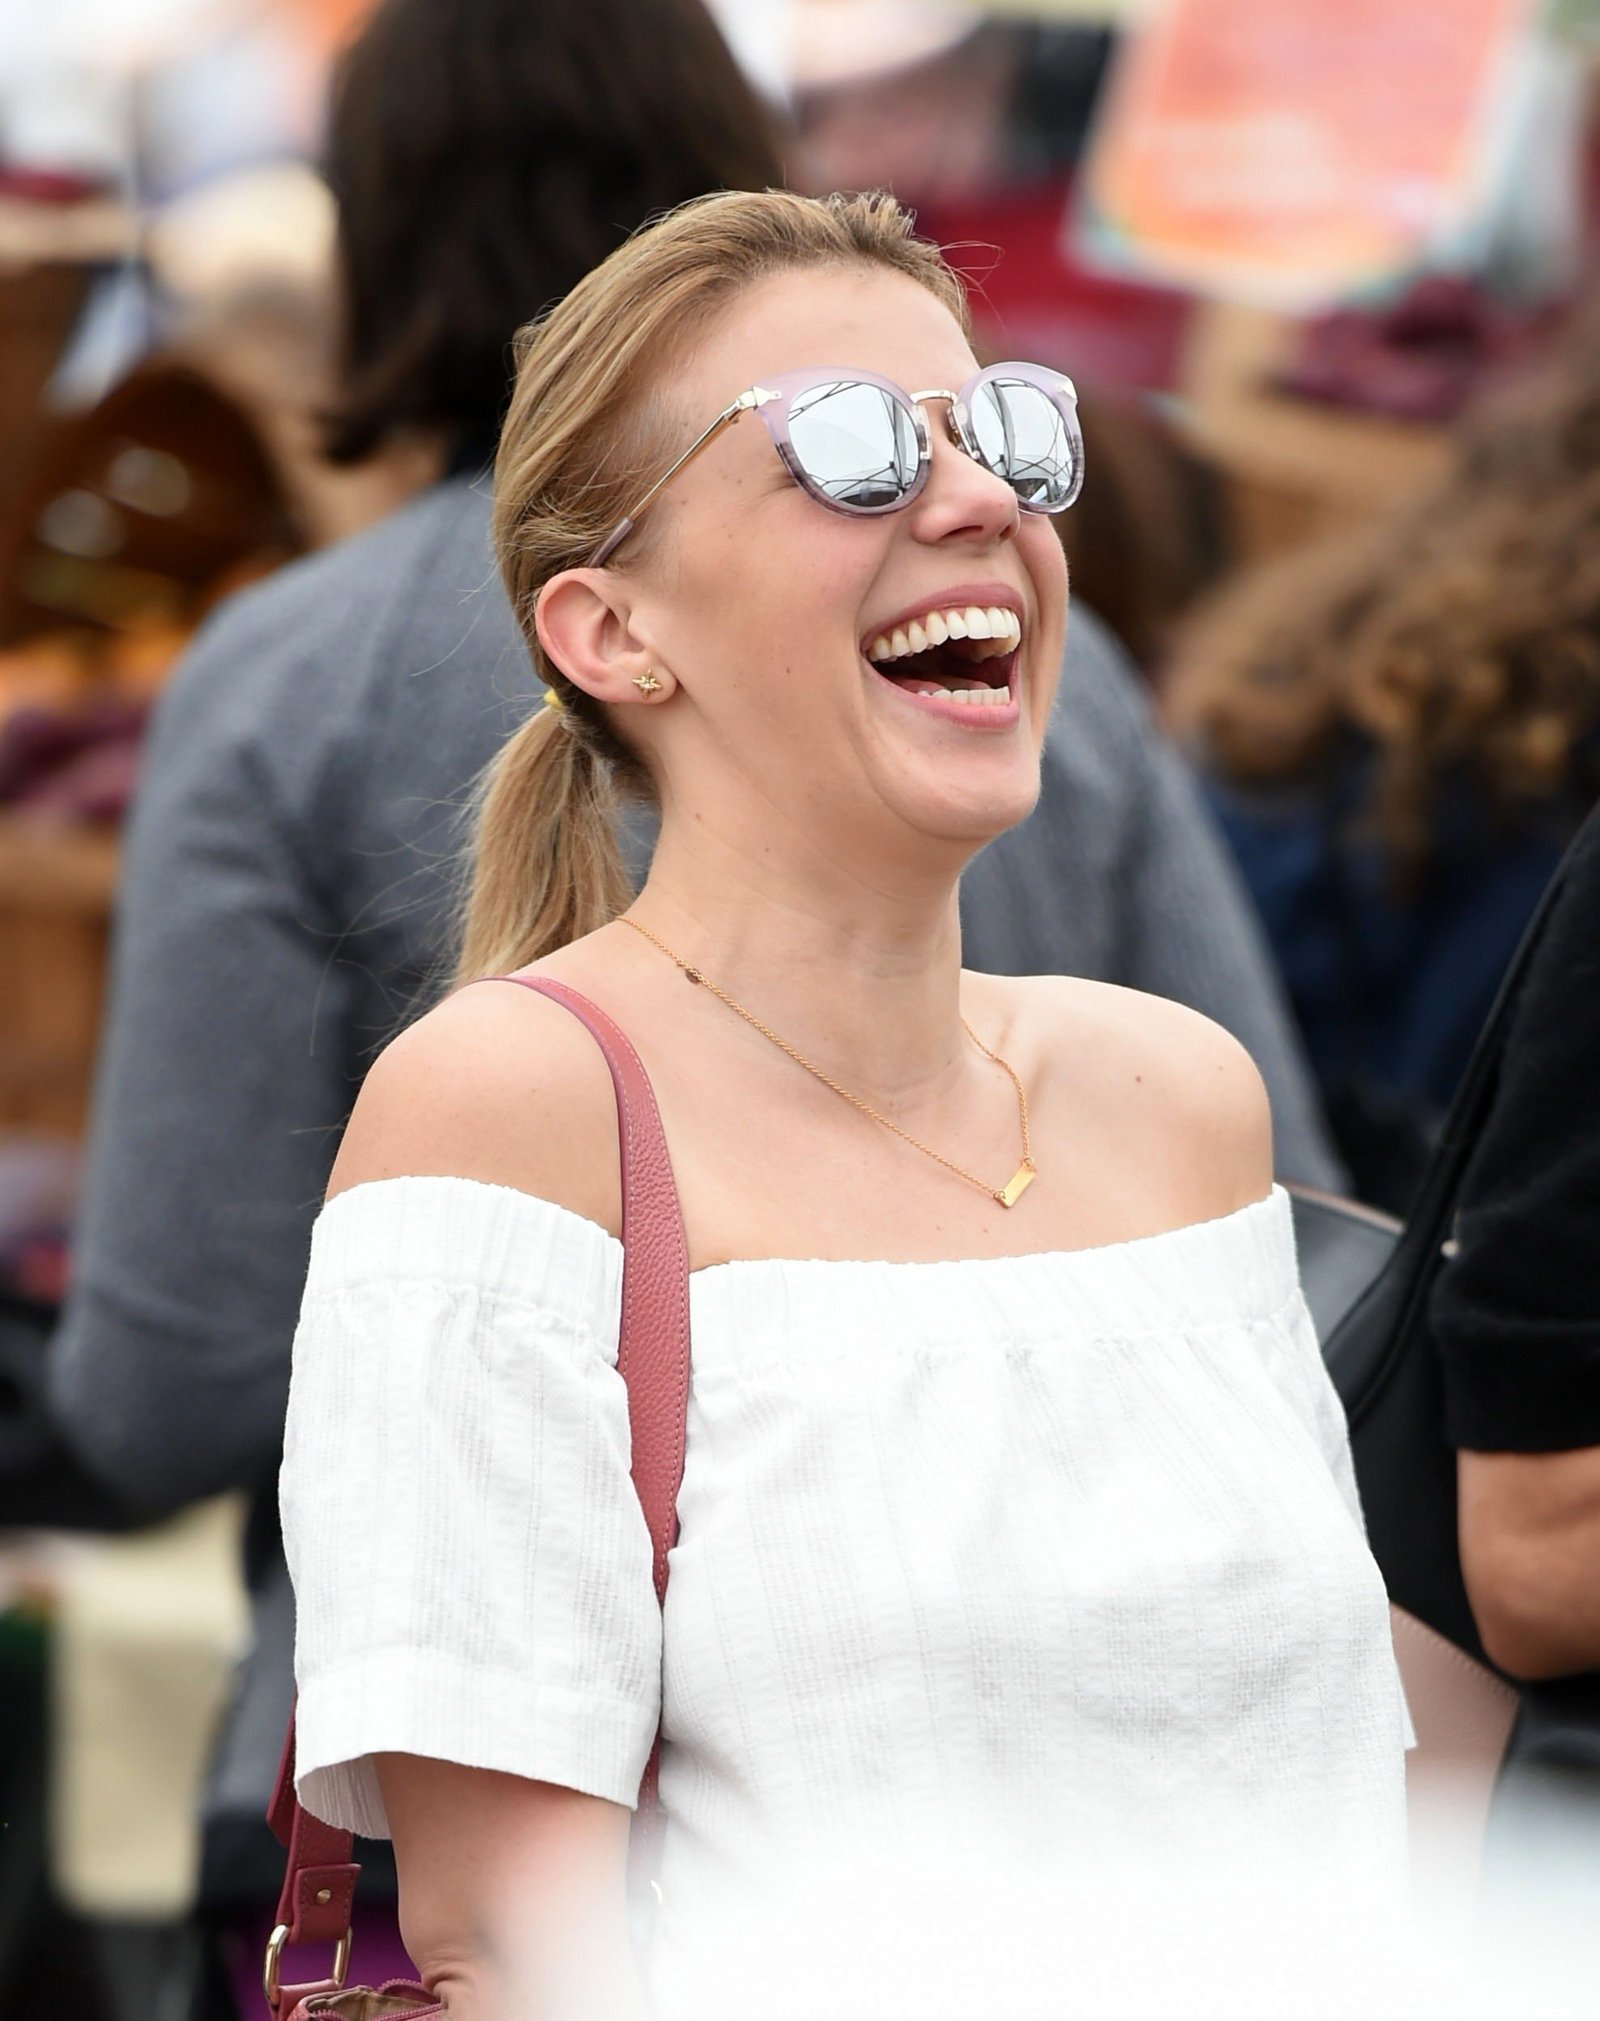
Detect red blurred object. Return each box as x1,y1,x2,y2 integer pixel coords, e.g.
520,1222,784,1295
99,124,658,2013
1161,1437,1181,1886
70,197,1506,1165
0,699,148,822
1277,276,1569,423
17,734,143,824
11,1234,70,1306
0,165,113,204
0,1135,78,1305
917,174,1194,392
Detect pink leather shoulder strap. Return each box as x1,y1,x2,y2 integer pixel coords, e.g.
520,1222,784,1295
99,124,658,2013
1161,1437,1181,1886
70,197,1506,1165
511,977,692,1607
266,974,691,2011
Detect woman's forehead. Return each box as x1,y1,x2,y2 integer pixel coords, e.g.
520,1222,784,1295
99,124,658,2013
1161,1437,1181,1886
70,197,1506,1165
690,265,976,403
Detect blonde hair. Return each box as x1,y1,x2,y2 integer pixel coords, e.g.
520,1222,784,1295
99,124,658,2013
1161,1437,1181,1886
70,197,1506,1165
453,188,972,983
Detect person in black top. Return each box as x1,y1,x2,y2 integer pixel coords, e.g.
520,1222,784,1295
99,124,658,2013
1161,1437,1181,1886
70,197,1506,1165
1433,799,1600,1680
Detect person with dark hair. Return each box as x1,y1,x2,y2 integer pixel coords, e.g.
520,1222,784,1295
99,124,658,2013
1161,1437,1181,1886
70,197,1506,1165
320,0,784,468
45,0,1339,2003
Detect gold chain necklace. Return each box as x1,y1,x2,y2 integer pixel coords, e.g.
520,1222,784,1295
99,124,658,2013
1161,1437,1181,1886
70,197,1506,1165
618,915,1037,1209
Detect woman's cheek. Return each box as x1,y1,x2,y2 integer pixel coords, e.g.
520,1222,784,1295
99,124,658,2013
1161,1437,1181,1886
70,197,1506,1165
1025,522,1069,605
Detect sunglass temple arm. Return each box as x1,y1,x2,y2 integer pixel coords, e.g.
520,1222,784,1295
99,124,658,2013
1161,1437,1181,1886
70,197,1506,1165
588,387,775,567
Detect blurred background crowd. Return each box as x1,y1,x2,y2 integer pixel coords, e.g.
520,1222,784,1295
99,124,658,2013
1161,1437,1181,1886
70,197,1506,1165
2,0,1599,2015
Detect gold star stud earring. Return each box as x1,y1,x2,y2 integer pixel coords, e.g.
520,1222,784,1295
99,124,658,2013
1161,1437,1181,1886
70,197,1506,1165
633,670,663,695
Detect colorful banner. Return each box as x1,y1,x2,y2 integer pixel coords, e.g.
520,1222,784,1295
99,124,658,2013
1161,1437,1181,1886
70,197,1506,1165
1077,0,1543,307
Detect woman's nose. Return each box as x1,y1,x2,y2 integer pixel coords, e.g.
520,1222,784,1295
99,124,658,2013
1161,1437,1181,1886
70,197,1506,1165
911,407,1020,547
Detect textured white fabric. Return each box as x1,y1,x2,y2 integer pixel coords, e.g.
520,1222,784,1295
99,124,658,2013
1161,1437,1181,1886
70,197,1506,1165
283,1175,1412,2005
282,1177,662,1833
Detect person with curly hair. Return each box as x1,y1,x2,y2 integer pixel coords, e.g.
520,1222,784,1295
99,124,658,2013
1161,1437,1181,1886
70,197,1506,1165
1165,311,1600,1206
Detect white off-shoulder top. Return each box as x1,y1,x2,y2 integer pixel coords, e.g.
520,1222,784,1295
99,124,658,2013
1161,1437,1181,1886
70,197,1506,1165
281,1177,1412,2013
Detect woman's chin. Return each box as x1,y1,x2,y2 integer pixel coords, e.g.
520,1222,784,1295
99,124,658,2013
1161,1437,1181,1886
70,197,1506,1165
880,760,1042,855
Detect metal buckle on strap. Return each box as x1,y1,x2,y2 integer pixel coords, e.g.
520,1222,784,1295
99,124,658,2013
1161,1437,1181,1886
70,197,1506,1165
263,1923,353,2006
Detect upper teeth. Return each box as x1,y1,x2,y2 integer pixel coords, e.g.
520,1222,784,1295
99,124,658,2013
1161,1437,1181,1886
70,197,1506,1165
866,605,1021,664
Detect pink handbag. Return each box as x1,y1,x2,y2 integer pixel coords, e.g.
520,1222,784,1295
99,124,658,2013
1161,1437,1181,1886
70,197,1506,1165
262,977,692,2019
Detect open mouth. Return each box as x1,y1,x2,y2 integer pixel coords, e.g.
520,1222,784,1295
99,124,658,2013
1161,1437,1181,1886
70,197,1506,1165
862,602,1021,712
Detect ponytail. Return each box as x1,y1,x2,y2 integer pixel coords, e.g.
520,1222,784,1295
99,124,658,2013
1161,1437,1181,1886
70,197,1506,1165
453,702,632,983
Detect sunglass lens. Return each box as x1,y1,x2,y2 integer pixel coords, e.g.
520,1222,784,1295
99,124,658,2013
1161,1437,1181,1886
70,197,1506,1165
968,376,1082,511
787,379,920,510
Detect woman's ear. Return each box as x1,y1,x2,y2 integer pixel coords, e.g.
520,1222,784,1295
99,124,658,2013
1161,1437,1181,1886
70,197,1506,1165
535,570,674,707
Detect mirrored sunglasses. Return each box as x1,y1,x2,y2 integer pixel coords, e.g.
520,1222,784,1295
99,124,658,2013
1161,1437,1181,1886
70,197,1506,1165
589,361,1084,567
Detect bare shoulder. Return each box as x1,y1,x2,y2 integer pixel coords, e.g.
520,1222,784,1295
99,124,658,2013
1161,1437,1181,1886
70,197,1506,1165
978,972,1274,1218
326,975,623,1233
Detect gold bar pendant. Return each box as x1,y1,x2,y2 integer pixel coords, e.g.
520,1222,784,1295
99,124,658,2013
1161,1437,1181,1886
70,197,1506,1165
997,1161,1037,1209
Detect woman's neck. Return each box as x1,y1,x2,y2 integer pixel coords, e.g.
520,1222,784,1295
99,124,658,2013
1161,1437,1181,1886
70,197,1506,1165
631,814,974,1110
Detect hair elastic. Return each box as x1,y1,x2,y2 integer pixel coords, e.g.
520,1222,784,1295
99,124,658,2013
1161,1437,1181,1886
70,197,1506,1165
542,687,566,712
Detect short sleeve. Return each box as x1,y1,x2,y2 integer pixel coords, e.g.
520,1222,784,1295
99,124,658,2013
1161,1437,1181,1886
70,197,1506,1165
1250,1287,1366,1534
280,1176,661,1837
1266,1291,1418,1752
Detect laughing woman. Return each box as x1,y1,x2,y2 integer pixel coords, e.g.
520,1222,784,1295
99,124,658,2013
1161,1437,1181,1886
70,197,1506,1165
280,190,1409,2020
